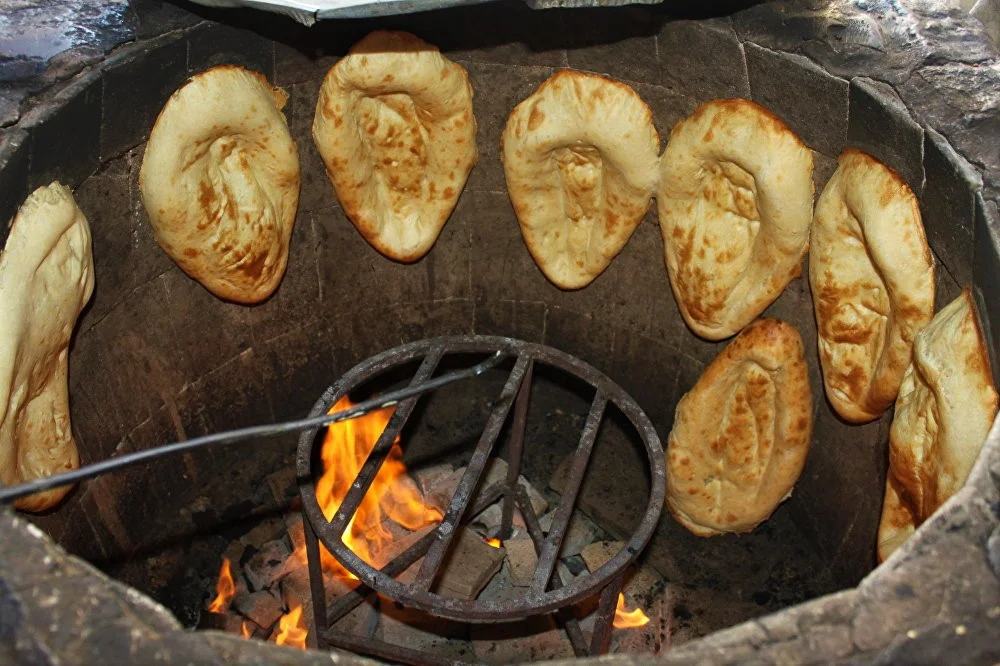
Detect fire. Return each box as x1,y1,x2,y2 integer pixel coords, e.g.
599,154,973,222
485,537,502,548
274,603,308,649
240,621,252,639
313,395,442,577
613,593,650,629
206,558,236,613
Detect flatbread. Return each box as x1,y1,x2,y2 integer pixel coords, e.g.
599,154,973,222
657,99,814,340
0,182,94,512
140,65,300,304
313,31,477,262
810,148,934,423
502,69,659,289
877,288,998,561
666,318,813,537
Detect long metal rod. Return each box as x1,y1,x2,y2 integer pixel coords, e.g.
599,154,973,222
499,359,533,540
412,355,531,592
328,347,445,536
303,511,328,651
589,574,624,655
530,391,607,594
0,351,502,505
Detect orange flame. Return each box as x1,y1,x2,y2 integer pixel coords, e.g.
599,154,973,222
613,593,650,629
206,558,236,613
274,603,308,649
313,395,442,578
240,621,252,639
485,537,502,548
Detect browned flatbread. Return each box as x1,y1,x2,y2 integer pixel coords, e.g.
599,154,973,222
313,31,477,263
877,288,998,562
658,99,814,340
502,69,659,289
666,318,813,537
140,65,300,304
810,149,935,423
0,183,94,512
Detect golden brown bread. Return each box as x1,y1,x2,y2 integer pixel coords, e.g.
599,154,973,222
139,65,300,304
657,99,814,340
877,288,998,562
0,183,94,512
666,318,813,537
501,69,659,289
312,31,477,263
810,148,934,423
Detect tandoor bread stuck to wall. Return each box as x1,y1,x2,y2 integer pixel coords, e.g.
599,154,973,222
0,182,94,512
666,318,813,537
313,31,477,263
657,99,814,341
140,65,301,304
877,288,999,562
502,69,660,290
810,148,934,424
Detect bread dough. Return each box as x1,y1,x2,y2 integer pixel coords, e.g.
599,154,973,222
140,65,300,304
0,182,94,512
658,99,814,340
313,31,477,262
810,148,934,423
502,69,659,289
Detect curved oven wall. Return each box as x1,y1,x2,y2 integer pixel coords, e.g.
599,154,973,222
1,0,999,663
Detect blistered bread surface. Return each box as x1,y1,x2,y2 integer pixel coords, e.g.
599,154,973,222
666,318,813,537
312,31,477,263
657,99,814,340
502,69,659,290
0,182,94,512
810,148,934,423
140,65,300,303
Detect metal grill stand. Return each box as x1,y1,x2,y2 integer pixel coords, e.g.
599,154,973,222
296,336,666,665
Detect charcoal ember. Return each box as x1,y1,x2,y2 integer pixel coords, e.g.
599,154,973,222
538,510,601,558
244,539,291,592
284,514,306,555
470,459,549,530
266,467,298,505
581,540,623,573
412,463,456,496
240,518,288,551
329,593,379,639
503,537,537,587
371,523,438,569
233,590,285,631
437,528,505,600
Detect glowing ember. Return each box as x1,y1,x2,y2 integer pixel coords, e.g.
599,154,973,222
274,603,308,649
206,558,236,613
485,537,502,548
613,593,650,629
313,395,443,578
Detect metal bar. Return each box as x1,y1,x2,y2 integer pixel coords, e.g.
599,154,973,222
412,355,531,591
302,510,328,650
530,392,607,594
325,483,505,625
513,486,590,657
0,350,503,505
329,347,446,536
499,359,533,540
589,574,624,656
323,629,469,666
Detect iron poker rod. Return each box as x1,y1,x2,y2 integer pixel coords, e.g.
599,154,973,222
0,350,506,506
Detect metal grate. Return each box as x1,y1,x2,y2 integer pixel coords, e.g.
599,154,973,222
296,336,665,664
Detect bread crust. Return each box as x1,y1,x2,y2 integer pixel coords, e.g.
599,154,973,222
877,288,998,562
666,318,813,537
0,183,94,512
501,69,659,290
312,31,477,263
657,99,814,340
139,65,300,304
810,148,934,423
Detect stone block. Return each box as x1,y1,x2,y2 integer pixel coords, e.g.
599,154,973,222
233,590,284,631
922,128,980,287
563,6,661,85
974,193,1000,388
100,35,187,160
659,18,749,100
436,528,505,600
25,71,103,190
244,540,291,592
503,538,538,587
745,43,849,156
537,507,602,558
186,21,274,79
847,77,925,195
